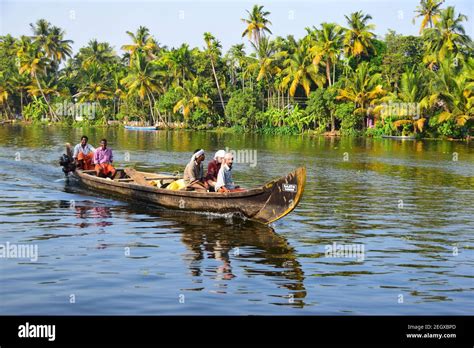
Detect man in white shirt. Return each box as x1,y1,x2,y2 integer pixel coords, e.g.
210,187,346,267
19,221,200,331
215,153,245,193
73,135,95,170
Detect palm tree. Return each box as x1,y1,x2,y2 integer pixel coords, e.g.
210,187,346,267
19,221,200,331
248,37,280,82
281,42,325,97
75,63,113,103
47,26,73,65
389,68,429,133
29,19,52,48
16,36,57,120
203,32,225,114
337,62,385,129
77,40,117,69
247,37,282,108
423,6,471,65
173,79,211,123
343,11,376,60
309,23,344,86
241,5,272,49
161,44,195,88
226,44,247,88
413,0,445,34
121,52,163,125
30,20,73,70
0,73,10,117
429,57,473,126
121,26,158,64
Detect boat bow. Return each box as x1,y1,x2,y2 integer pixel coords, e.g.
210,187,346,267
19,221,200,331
252,167,306,224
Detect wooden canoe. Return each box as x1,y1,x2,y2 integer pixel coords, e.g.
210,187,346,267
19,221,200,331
381,135,416,140
72,167,306,224
124,125,158,131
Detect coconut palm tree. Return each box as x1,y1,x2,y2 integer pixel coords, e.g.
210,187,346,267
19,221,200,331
203,32,225,113
423,6,471,66
413,0,445,34
309,23,344,86
121,51,164,125
241,5,272,49
47,26,73,65
247,37,282,108
75,63,113,103
337,62,385,129
281,42,325,97
173,79,211,123
16,36,57,120
248,37,281,83
161,44,195,88
77,40,117,69
121,26,158,64
29,19,52,49
0,73,10,117
429,57,473,126
226,43,247,88
343,11,376,60
389,68,429,133
30,20,73,69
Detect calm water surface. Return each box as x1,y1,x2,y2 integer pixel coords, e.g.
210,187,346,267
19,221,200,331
0,125,473,314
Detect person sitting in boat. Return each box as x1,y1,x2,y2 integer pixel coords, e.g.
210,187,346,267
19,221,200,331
93,139,116,179
183,149,208,192
73,135,95,170
215,153,245,193
206,149,225,191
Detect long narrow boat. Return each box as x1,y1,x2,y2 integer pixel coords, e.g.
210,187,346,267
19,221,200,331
71,167,305,224
382,134,416,140
124,125,158,131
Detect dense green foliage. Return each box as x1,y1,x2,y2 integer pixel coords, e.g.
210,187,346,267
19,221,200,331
0,1,472,138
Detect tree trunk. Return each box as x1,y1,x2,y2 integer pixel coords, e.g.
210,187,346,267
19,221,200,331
35,74,56,121
146,92,155,125
20,90,24,117
330,111,335,132
150,93,169,128
326,58,332,86
361,103,366,131
210,58,225,115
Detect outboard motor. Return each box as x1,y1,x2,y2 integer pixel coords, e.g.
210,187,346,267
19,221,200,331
59,143,76,176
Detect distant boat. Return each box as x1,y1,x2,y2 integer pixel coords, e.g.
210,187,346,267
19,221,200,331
382,135,416,140
124,125,158,131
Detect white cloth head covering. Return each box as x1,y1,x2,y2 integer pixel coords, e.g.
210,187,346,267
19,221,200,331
214,149,226,159
191,149,205,162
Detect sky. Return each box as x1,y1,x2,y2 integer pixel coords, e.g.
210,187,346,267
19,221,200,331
1,0,473,55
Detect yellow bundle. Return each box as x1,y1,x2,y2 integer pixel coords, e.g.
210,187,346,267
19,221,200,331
166,179,186,191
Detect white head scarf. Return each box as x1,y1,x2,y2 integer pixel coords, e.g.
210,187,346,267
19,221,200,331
191,149,205,162
214,149,226,160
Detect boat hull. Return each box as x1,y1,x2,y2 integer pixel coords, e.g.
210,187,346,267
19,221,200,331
124,126,158,131
382,135,416,140
73,167,306,224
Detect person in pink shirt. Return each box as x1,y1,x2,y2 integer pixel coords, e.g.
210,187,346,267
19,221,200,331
93,139,116,179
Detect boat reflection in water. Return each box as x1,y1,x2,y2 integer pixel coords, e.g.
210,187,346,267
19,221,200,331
63,182,307,307
58,200,113,228
152,209,307,306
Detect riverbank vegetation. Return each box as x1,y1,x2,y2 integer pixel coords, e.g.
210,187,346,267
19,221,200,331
0,1,472,138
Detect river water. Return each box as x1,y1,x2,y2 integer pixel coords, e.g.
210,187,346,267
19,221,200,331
0,125,473,314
